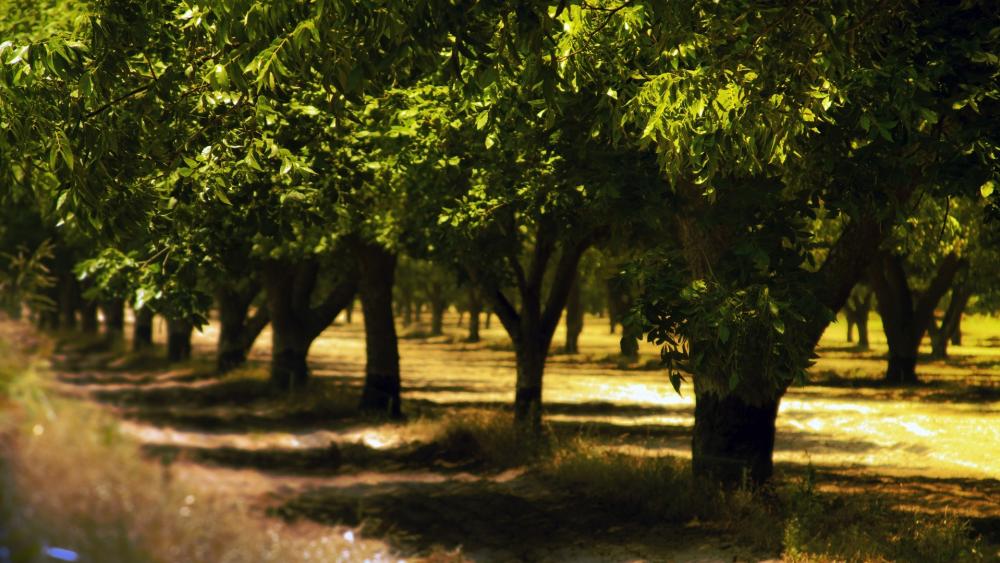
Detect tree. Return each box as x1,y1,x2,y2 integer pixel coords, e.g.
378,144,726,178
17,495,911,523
843,284,874,350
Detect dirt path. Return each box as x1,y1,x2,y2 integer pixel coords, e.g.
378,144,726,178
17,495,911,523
46,313,1000,560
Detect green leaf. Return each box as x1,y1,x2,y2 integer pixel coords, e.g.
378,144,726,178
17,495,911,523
981,180,995,199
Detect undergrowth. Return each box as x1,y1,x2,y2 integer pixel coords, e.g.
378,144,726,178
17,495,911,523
428,410,986,562
0,323,396,563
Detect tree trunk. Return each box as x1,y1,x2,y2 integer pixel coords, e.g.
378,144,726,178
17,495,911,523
133,307,154,351
357,243,402,417
264,264,314,390
102,299,125,345
402,299,413,327
166,319,193,362
216,284,269,373
466,288,482,343
485,310,491,329
930,285,971,359
58,275,78,330
857,314,870,350
844,291,873,351
564,275,584,354
514,336,546,430
80,300,98,333
429,285,446,336
951,315,963,346
845,319,854,342
692,391,781,486
871,252,964,384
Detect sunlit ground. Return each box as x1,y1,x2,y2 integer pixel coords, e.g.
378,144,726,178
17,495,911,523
43,309,1000,559
160,309,1000,480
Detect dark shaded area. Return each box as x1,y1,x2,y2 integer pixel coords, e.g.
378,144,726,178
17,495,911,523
779,465,1000,547
800,373,1000,404
140,438,490,476
272,478,732,561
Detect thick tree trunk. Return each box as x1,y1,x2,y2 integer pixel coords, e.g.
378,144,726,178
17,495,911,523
133,307,154,351
466,288,482,343
514,336,546,430
564,275,584,354
216,284,269,373
484,310,491,329
692,391,780,486
885,355,918,384
80,300,98,333
857,315,870,350
166,319,193,363
845,319,854,343
102,299,125,344
265,264,314,390
357,243,402,417
951,315,963,346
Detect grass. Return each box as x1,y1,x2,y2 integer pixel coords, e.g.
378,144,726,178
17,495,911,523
0,323,396,563
419,409,986,562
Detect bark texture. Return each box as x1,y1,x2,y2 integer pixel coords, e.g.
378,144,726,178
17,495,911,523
870,252,965,383
563,275,584,354
356,242,402,417
263,259,358,389
133,307,154,351
216,282,269,373
166,318,193,363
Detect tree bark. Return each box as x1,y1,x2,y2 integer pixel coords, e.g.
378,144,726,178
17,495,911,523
692,391,780,486
429,282,446,336
477,227,592,432
844,290,873,351
564,274,584,354
101,299,125,345
466,288,482,343
166,318,192,363
846,318,854,343
80,299,99,333
514,334,546,429
133,307,154,351
58,275,78,330
356,242,402,417
930,285,971,359
951,315,963,345
263,259,357,390
216,283,269,373
871,252,964,383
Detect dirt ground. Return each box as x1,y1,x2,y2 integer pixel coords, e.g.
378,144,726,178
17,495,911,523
46,310,1000,561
